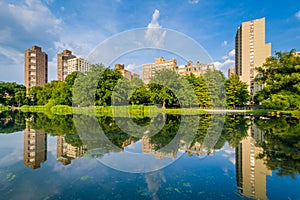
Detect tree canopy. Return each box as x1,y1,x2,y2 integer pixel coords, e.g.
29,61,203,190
0,82,27,106
225,74,250,108
0,63,257,109
255,50,300,110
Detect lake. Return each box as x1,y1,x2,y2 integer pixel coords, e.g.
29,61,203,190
0,110,299,199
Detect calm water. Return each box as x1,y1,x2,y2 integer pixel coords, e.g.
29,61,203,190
0,111,299,200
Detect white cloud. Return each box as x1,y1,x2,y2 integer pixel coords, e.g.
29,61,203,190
213,59,234,70
221,143,236,165
222,40,228,47
145,9,166,48
189,0,199,4
221,55,228,60
44,0,55,5
229,157,236,165
0,132,24,167
224,148,235,154
126,63,137,71
3,0,61,34
229,49,235,57
0,46,23,65
213,49,235,76
0,27,13,43
295,10,300,19
0,0,64,82
0,150,23,167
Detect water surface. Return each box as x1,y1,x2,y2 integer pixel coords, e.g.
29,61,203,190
0,111,299,199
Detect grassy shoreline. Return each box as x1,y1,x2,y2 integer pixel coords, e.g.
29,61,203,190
12,105,300,118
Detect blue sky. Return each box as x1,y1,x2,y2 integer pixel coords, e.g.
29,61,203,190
0,0,300,83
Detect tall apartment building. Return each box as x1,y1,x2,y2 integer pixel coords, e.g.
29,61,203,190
115,64,139,80
24,46,48,89
67,57,91,76
235,123,271,199
142,57,177,84
57,50,76,81
235,18,271,96
24,122,47,169
177,61,214,77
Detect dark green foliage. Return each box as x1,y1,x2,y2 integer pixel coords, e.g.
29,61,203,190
28,72,82,107
255,117,300,177
0,110,26,133
148,70,180,109
225,74,250,108
148,69,198,108
95,67,123,106
255,50,300,110
185,74,212,108
73,64,122,106
130,85,152,105
202,70,226,107
220,115,250,148
0,82,28,106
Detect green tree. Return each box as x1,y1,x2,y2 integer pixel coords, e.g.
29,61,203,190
225,74,250,108
0,82,26,106
130,85,152,105
15,90,28,107
73,64,122,106
185,74,212,108
202,70,226,107
148,70,177,109
95,66,122,106
28,86,43,105
149,69,198,108
255,50,300,110
64,71,83,106
148,83,176,109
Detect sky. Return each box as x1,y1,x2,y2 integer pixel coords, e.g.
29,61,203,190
0,0,300,84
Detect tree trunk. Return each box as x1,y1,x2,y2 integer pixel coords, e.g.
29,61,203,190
162,100,166,109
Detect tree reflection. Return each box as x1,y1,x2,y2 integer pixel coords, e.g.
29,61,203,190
220,115,250,148
2,111,299,176
0,110,26,133
255,117,300,178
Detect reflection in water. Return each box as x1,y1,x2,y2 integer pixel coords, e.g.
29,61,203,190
179,141,215,157
235,122,272,199
121,137,135,148
142,136,177,160
23,120,47,169
0,111,299,199
254,117,300,178
144,171,166,200
56,136,87,165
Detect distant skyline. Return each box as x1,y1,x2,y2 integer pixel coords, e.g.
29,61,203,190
0,0,300,83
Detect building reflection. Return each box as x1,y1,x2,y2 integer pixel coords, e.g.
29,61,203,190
236,121,272,199
56,136,87,165
142,136,177,160
179,140,215,157
121,137,135,148
23,121,47,169
141,136,214,159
